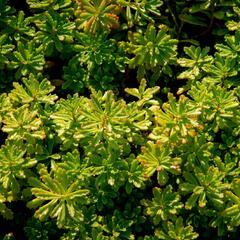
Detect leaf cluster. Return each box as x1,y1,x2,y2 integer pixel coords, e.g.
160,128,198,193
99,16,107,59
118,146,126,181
0,0,240,239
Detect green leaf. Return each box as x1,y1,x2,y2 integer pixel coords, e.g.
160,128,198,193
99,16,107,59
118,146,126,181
27,166,89,228
124,24,178,79
137,141,181,182
142,186,183,224
2,105,45,140
75,0,120,33
9,74,57,106
150,93,202,144
177,46,213,80
180,166,226,210
179,14,208,27
155,217,198,239
0,142,36,197
9,41,45,79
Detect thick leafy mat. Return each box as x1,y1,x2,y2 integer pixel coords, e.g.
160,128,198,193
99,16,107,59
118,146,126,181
0,0,240,239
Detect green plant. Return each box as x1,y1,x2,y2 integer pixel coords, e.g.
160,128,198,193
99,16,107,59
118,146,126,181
141,186,183,224
32,9,75,54
0,34,14,69
117,0,163,27
0,0,240,239
26,0,72,10
2,10,35,41
122,24,178,80
75,0,121,33
63,32,126,91
137,141,181,185
177,46,213,81
155,217,199,240
8,42,45,79
27,164,89,228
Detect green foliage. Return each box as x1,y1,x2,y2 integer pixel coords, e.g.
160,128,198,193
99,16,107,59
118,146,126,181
125,78,160,107
32,9,75,54
50,94,85,149
26,0,72,10
0,93,11,126
188,82,239,132
177,46,213,81
3,10,35,41
223,180,240,227
0,142,36,198
215,31,240,61
24,217,59,240
63,32,125,91
2,105,45,140
149,93,202,144
73,90,129,146
226,6,240,31
137,141,181,185
0,34,14,69
117,0,163,27
9,74,57,106
123,24,178,79
9,41,45,79
142,186,183,224
202,54,238,84
27,164,89,228
155,217,199,240
180,165,227,210
75,0,121,33
0,0,240,239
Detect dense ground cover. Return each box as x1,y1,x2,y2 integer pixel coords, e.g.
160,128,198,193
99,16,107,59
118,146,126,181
0,0,240,239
